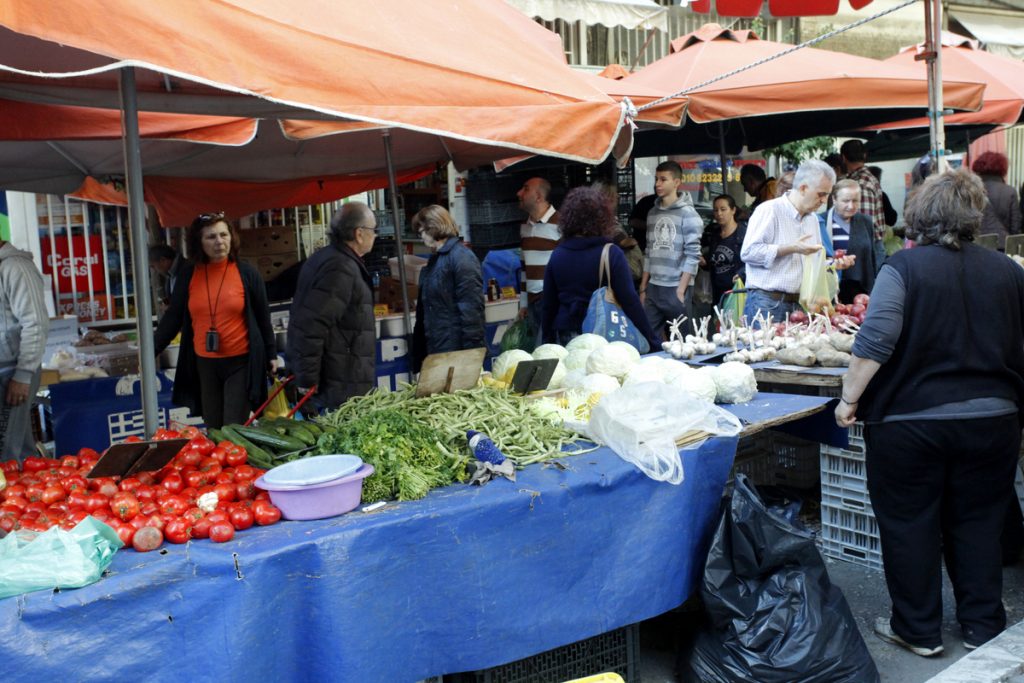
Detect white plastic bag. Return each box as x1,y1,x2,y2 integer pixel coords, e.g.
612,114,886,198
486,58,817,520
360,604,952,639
588,382,742,485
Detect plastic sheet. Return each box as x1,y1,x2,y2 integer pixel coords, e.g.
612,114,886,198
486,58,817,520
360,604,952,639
0,439,737,683
687,474,880,683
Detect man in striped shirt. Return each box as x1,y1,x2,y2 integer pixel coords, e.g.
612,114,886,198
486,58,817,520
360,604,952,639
517,177,559,342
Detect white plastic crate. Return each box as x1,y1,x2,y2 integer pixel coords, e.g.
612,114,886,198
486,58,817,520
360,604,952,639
820,503,884,571
820,443,868,498
847,421,865,449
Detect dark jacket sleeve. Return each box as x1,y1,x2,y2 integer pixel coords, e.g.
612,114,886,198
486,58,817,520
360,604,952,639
453,247,485,350
154,262,192,354
541,255,558,344
242,262,276,362
609,245,659,349
288,259,352,389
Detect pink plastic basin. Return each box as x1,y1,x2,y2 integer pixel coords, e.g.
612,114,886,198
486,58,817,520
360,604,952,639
254,464,375,521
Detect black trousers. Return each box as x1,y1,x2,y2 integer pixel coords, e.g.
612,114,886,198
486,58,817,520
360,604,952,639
865,415,1020,648
194,354,249,429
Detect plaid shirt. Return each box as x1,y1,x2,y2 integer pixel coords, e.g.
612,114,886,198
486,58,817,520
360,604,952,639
846,166,885,239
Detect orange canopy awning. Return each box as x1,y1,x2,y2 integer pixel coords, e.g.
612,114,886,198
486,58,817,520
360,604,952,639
0,0,629,167
618,23,984,153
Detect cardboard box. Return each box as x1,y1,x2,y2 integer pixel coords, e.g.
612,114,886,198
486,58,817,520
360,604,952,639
238,227,298,257
378,276,418,313
240,252,300,282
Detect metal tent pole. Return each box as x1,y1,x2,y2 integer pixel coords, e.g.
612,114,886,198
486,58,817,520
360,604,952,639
924,0,947,173
119,67,159,435
718,121,729,196
382,130,413,336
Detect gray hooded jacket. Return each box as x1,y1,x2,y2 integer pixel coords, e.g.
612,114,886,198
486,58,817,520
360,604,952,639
0,243,49,382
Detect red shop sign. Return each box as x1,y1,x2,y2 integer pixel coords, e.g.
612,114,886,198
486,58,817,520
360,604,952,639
42,235,106,293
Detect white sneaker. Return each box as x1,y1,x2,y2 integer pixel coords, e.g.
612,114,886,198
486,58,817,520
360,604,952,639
874,617,944,657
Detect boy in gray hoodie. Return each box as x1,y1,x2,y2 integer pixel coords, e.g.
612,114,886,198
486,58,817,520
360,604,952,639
0,240,49,462
639,161,703,339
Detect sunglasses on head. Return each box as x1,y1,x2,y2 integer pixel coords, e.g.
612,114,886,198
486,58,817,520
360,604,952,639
197,211,226,223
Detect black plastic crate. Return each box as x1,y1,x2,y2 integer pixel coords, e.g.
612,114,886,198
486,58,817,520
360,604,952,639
471,623,639,683
469,222,521,248
467,201,522,225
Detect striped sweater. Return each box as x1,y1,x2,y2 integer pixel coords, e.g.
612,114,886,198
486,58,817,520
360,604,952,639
521,205,560,296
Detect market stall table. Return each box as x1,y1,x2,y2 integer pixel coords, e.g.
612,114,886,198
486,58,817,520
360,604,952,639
0,394,831,682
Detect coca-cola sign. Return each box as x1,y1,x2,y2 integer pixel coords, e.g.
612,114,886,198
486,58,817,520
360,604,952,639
42,235,106,293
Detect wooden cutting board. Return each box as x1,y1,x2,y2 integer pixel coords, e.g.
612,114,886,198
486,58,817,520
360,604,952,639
415,347,487,397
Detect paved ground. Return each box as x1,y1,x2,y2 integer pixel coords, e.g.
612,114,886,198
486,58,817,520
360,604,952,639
638,552,1024,682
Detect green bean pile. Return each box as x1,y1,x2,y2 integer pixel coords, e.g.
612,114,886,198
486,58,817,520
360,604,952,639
318,385,590,467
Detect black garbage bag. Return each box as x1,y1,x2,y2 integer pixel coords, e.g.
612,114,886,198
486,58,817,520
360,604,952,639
686,474,880,683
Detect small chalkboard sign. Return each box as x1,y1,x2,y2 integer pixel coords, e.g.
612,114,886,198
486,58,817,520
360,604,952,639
510,358,558,395
86,438,190,479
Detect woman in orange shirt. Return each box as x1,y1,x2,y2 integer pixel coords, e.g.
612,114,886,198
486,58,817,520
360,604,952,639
155,213,275,428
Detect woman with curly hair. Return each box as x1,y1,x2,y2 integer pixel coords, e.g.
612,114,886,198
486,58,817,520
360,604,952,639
540,186,658,348
972,151,1021,249
836,169,1024,656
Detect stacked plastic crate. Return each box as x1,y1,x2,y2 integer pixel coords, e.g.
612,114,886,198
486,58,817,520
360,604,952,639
465,170,524,249
819,422,883,571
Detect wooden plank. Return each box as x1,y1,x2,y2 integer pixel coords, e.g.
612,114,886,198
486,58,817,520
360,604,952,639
737,401,829,438
752,366,844,387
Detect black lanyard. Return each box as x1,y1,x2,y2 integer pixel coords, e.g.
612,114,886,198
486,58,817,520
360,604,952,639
204,262,229,331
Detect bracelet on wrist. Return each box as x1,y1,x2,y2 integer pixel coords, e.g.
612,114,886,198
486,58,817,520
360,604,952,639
840,397,858,406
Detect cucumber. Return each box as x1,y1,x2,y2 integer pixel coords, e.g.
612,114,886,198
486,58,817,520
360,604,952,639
261,418,319,446
221,424,274,468
235,424,307,453
207,427,228,444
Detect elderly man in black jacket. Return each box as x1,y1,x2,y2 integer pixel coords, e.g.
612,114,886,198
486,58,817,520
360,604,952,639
288,202,377,411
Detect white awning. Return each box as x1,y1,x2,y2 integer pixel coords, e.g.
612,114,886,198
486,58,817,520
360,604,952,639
504,0,668,31
952,8,1024,60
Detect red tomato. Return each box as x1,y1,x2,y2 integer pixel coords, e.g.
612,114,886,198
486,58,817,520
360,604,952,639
177,448,203,468
124,436,143,443
184,470,207,489
41,484,66,505
137,471,157,487
66,509,89,525
113,521,136,545
159,495,190,517
160,472,185,494
140,501,159,517
1,460,21,475
225,449,247,467
24,501,47,515
192,438,215,457
214,482,237,504
96,480,120,498
144,513,166,531
206,510,230,526
235,480,255,501
209,446,229,466
22,456,52,473
2,483,26,501
229,507,254,531
47,501,70,516
254,491,271,502
179,426,201,439
214,470,235,484
131,526,163,552
232,465,258,481
253,502,282,526
135,485,158,502
77,447,100,460
91,511,111,523
0,516,16,533
163,517,192,544
191,516,212,539
24,484,44,502
119,477,143,493
111,492,140,521
129,515,151,531
6,495,28,510
180,487,199,506
65,491,89,511
209,521,235,543
83,492,106,513
55,466,77,479
59,455,80,469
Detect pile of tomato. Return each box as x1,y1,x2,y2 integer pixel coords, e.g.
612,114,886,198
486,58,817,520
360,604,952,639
0,426,282,552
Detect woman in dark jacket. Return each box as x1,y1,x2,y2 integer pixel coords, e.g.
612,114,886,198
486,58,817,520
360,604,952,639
836,170,1024,656
154,212,275,428
972,152,1021,249
411,205,485,372
819,179,879,301
541,186,658,349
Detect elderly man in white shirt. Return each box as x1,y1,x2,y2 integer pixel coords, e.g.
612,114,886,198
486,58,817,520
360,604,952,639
740,159,854,323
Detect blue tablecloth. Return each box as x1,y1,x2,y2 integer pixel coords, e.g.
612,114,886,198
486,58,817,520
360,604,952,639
1,438,737,683
1,393,833,682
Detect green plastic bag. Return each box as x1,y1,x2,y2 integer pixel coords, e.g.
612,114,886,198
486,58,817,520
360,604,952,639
720,277,747,327
0,516,123,599
500,315,537,354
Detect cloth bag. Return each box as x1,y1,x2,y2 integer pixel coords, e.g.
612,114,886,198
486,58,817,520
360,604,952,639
582,244,650,354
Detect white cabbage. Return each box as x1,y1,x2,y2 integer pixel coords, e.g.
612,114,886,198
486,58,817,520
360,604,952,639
586,343,639,379
660,359,693,387
546,360,567,390
564,348,593,372
532,344,569,361
608,341,641,365
491,349,532,383
565,333,609,353
711,362,758,404
622,363,665,387
579,372,621,396
562,368,588,390
666,365,717,403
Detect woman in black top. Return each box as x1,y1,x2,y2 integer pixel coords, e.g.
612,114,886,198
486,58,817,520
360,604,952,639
701,195,746,305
